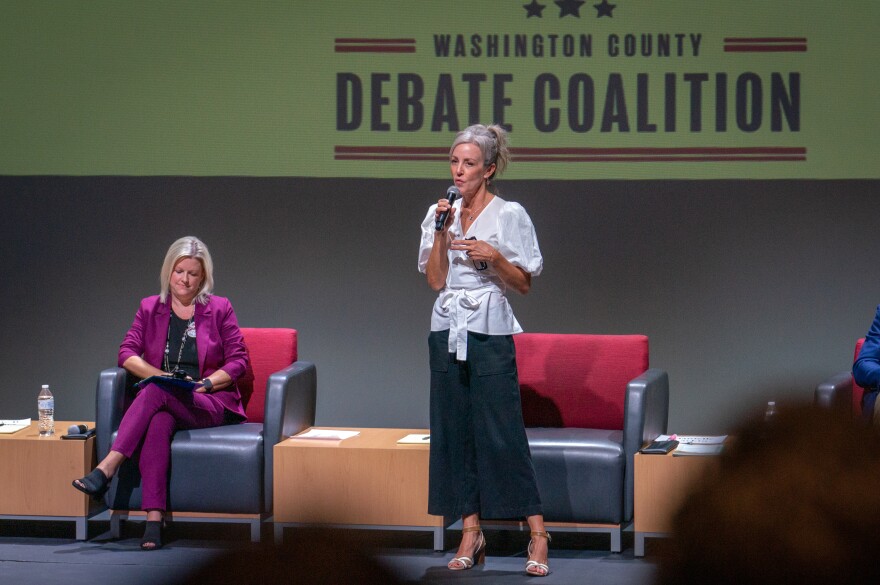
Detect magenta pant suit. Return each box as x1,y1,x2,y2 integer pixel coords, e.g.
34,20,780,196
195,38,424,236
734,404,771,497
114,294,249,512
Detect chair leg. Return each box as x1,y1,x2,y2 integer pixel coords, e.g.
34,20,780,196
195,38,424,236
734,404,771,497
250,519,261,543
75,517,88,541
433,525,445,552
610,526,622,553
110,512,122,539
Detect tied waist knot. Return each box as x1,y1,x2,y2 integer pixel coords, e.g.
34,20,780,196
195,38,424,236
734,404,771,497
439,286,492,361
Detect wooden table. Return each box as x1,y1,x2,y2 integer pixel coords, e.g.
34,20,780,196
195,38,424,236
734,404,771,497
633,450,719,556
0,421,98,539
273,427,446,549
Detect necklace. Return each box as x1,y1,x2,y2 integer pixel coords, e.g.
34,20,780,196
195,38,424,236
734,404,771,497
464,199,488,221
164,304,195,373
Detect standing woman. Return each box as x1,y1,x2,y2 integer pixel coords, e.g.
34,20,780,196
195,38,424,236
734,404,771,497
418,124,550,576
73,236,249,550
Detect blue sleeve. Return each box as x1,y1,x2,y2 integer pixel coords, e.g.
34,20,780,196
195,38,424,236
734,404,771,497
853,305,880,388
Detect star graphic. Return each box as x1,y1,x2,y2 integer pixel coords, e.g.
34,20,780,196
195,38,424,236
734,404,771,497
523,0,546,18
594,0,616,18
555,0,585,18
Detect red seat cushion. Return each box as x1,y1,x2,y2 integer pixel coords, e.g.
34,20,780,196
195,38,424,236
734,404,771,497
238,328,298,423
515,333,649,430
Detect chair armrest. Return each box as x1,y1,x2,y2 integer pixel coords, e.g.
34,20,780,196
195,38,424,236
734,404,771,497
95,367,133,460
262,360,317,513
815,371,853,416
622,368,670,521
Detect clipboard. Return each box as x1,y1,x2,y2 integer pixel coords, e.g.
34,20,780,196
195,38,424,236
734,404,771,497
137,375,198,391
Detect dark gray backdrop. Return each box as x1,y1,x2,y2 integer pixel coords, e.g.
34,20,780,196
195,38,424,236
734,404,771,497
1,177,875,433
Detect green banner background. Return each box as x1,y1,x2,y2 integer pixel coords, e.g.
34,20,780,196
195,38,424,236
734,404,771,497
0,1,876,178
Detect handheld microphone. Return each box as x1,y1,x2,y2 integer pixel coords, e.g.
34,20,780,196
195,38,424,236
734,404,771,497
67,424,88,435
435,186,460,231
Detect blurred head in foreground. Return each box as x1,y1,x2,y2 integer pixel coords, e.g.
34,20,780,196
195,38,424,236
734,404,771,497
179,527,404,585
657,403,880,585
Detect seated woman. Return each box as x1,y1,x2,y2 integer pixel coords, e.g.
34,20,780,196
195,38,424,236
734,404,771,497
72,236,249,550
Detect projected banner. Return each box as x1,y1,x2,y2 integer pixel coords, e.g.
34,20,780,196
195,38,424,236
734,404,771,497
324,1,872,179
0,1,875,178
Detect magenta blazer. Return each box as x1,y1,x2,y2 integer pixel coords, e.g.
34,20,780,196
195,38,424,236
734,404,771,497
118,294,250,421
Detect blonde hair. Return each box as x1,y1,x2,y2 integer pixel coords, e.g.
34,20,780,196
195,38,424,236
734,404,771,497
450,124,511,188
159,236,214,304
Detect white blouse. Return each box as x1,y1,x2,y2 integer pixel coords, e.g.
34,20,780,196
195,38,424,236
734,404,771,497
418,195,543,360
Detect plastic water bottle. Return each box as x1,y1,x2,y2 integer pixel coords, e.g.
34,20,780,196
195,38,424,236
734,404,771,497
764,400,778,423
38,384,54,436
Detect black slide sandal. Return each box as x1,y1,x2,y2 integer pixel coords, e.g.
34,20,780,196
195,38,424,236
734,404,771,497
140,520,164,550
71,468,109,497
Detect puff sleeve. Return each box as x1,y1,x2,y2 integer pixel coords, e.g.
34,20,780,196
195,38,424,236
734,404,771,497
497,202,543,276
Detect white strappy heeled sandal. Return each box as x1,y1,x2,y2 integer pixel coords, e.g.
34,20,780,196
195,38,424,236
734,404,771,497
447,525,486,570
525,530,551,576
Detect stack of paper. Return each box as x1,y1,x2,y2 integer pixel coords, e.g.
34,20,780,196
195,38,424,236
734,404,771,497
656,434,727,456
674,435,727,444
673,443,724,456
0,418,31,434
397,433,430,444
656,434,727,444
290,429,360,441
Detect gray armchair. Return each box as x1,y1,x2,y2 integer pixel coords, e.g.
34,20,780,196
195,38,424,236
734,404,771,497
95,327,316,541
511,333,669,552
